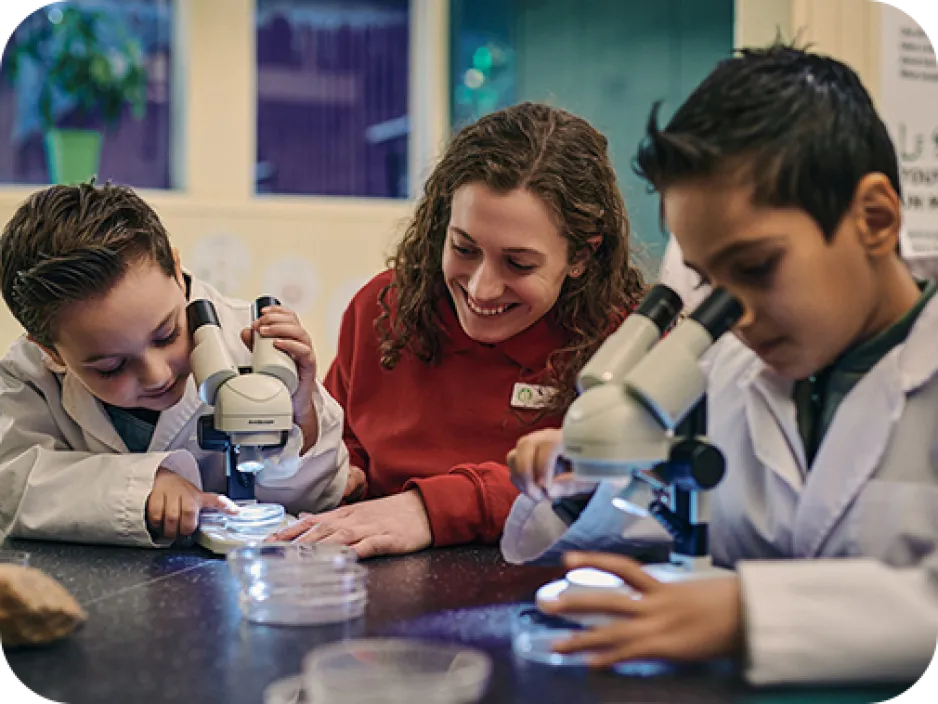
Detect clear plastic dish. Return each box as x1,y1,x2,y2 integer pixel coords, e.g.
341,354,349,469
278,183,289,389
201,501,286,536
301,638,492,704
263,675,307,704
512,606,590,667
225,502,286,535
513,606,674,677
227,543,366,625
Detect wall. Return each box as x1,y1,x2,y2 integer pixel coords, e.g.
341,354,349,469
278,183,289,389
514,0,735,263
0,0,890,365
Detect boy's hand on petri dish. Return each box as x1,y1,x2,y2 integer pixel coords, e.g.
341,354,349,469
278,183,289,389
507,428,568,500
542,551,744,666
146,468,239,541
267,489,432,559
241,305,320,449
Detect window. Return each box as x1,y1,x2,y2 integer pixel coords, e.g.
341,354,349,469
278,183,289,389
450,0,517,131
256,0,410,198
0,0,174,189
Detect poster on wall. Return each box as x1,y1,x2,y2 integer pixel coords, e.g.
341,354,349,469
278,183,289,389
880,4,938,275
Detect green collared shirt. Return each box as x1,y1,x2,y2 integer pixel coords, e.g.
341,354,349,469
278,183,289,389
794,279,936,468
103,404,160,453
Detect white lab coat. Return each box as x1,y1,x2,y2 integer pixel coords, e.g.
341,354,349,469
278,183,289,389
501,291,938,686
0,276,349,547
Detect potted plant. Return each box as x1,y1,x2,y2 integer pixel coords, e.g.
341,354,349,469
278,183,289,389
4,3,148,185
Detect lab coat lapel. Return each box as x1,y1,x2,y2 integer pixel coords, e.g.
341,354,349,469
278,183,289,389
793,294,938,557
148,377,205,451
744,367,806,493
60,372,127,452
793,353,904,557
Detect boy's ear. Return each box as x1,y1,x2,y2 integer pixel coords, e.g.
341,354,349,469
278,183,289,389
26,335,65,366
852,174,902,258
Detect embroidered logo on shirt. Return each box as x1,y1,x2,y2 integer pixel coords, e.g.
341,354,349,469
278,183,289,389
511,383,556,410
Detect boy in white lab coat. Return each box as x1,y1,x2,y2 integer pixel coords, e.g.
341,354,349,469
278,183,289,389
501,45,938,686
0,183,349,546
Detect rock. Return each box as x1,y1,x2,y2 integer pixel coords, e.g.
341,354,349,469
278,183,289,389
0,565,86,647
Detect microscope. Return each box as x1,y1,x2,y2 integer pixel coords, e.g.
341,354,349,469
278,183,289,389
535,285,743,614
187,295,297,553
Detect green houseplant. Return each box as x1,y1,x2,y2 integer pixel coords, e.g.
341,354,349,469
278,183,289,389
4,4,148,184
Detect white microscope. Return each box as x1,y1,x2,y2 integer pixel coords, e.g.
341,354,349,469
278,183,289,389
187,295,297,553
535,284,743,613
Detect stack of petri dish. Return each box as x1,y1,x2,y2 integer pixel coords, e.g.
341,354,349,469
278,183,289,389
227,543,366,625
263,638,492,704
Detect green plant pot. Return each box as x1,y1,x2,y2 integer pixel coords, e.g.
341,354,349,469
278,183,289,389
44,129,103,185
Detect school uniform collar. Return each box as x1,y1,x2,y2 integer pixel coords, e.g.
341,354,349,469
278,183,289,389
436,291,568,372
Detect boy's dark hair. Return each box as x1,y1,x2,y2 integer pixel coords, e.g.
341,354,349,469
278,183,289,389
0,182,176,347
635,43,902,239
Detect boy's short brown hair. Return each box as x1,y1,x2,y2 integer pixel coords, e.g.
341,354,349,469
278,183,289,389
0,182,176,347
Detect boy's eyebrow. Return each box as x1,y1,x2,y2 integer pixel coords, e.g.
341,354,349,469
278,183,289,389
449,226,545,257
703,237,785,271
81,310,178,364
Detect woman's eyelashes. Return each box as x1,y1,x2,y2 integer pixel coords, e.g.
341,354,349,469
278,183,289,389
450,240,537,273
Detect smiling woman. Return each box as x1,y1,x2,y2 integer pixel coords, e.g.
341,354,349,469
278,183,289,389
269,102,646,558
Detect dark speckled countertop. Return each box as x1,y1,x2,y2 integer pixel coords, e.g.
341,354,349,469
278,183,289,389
2,541,909,704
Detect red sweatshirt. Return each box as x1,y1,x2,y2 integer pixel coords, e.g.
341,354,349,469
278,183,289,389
324,270,570,547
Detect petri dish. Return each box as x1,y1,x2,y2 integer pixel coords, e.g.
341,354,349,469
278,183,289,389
512,607,591,667
302,638,491,704
263,675,307,704
227,543,365,625
225,502,286,535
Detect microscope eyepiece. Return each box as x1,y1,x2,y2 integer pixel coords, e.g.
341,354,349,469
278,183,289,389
635,284,684,334
187,299,221,337
688,288,743,340
252,296,281,321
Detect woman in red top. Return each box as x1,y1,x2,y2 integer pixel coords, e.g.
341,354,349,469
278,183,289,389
273,102,645,557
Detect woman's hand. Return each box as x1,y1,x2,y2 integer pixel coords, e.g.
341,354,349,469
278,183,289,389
268,490,433,559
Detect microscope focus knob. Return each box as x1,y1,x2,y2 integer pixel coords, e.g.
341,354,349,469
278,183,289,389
668,439,725,491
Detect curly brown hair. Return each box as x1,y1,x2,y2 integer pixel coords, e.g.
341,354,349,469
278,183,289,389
377,102,646,414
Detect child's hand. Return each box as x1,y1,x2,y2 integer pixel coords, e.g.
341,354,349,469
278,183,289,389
542,552,744,666
343,465,367,503
146,468,236,540
507,428,565,500
241,305,320,450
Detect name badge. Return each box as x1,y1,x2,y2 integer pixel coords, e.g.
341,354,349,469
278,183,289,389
511,383,556,410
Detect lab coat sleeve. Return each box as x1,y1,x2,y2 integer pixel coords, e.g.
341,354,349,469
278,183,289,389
500,481,672,564
254,378,350,515
738,557,938,686
0,372,200,547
